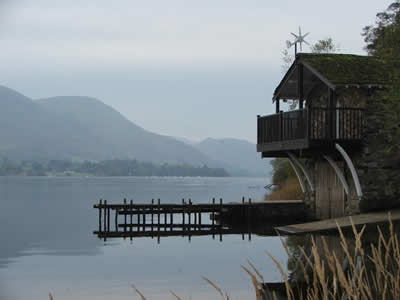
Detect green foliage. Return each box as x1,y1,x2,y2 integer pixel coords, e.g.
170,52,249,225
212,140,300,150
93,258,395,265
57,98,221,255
271,158,295,186
310,37,340,53
362,1,400,59
0,159,229,177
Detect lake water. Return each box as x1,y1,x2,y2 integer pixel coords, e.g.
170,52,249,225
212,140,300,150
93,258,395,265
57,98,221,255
0,177,288,300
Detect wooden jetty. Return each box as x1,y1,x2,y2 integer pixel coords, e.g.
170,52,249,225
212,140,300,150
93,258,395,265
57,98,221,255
93,198,307,241
276,209,400,235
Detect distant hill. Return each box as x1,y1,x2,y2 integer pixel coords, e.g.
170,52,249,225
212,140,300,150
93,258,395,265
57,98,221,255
0,86,214,165
193,138,272,177
0,85,271,177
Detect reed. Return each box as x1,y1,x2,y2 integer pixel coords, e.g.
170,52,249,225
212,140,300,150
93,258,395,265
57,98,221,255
265,177,303,201
243,217,400,300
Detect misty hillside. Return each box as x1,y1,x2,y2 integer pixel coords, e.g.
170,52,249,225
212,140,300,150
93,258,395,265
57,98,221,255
0,85,271,176
0,85,213,165
193,138,272,176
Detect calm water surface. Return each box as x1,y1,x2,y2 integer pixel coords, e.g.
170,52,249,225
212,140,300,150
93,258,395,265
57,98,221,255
0,177,288,300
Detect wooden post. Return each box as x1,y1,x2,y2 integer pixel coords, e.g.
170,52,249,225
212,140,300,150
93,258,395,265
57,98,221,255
182,199,185,233
164,204,167,232
142,206,146,232
212,198,215,240
157,199,160,232
248,198,251,242
328,88,337,139
188,199,192,228
279,110,284,141
151,199,154,235
306,106,312,139
99,199,102,233
103,200,107,233
170,211,173,231
115,208,118,232
219,198,223,241
123,199,127,236
107,206,110,233
103,200,107,242
194,209,197,230
298,63,304,109
275,99,280,114
130,200,133,240
157,199,161,244
248,198,252,222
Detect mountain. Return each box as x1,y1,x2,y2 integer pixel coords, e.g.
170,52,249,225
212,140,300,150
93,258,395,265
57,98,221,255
193,138,272,177
0,85,271,176
0,85,214,165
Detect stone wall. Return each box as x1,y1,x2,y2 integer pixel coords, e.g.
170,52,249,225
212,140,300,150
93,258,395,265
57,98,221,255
357,87,400,212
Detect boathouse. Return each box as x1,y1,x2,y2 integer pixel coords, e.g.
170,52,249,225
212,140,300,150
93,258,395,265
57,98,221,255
257,53,400,219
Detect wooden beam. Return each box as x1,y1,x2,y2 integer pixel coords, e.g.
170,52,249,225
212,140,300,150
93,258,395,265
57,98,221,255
276,99,280,113
328,88,336,139
298,63,304,109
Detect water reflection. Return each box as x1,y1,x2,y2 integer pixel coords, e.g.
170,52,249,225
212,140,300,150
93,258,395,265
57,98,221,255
0,176,267,269
1,177,282,300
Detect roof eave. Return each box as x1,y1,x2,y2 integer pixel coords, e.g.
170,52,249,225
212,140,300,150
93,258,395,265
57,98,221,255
273,57,337,102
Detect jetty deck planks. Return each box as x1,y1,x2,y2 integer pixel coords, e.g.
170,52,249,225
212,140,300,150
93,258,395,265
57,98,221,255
276,209,400,235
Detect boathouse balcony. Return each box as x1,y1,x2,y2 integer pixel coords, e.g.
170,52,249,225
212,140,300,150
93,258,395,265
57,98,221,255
257,107,363,156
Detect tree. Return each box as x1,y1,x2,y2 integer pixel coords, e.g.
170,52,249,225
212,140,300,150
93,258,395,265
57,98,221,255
310,37,340,53
282,37,339,73
362,1,400,59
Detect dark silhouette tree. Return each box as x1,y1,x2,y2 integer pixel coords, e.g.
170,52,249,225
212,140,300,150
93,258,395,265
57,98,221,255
362,1,400,59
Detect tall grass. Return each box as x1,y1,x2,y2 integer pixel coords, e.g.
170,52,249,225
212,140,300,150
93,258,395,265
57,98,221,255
247,218,400,300
265,177,303,201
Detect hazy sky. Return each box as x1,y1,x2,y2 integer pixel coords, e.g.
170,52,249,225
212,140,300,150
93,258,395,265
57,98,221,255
0,0,392,142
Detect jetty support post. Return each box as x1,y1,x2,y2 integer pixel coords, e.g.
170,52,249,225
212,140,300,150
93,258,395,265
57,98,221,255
157,198,161,244
182,199,185,234
130,200,133,239
123,199,127,237
248,198,252,242
151,199,154,237
212,198,215,240
219,198,223,242
142,204,146,232
170,208,173,231
98,199,102,233
188,199,192,228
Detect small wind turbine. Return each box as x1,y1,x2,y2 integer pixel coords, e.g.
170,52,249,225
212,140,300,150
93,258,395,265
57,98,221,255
286,26,310,55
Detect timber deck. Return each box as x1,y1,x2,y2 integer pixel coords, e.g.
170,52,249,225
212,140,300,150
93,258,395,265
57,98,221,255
93,198,306,241
276,209,400,235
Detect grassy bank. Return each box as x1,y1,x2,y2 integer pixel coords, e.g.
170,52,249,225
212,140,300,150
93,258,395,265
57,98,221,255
265,177,303,201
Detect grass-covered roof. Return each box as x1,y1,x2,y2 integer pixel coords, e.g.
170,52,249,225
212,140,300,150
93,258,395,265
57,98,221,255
299,53,400,86
273,53,400,101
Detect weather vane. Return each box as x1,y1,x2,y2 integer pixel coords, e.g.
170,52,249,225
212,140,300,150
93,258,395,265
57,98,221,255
286,26,310,55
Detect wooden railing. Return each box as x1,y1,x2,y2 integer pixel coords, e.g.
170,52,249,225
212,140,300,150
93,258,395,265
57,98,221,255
257,107,363,145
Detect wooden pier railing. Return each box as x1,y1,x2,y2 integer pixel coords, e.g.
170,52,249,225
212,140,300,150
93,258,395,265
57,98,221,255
93,198,308,242
93,198,258,242
257,107,363,145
